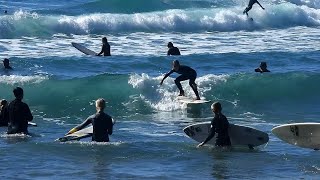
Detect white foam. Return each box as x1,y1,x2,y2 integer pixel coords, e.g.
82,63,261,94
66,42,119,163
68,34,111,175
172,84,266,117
0,75,48,85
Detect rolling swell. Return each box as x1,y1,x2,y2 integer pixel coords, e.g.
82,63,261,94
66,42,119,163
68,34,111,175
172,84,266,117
1,3,320,38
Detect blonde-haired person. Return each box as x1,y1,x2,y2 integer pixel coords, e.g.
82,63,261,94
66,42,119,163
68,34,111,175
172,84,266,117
66,98,114,142
197,102,231,148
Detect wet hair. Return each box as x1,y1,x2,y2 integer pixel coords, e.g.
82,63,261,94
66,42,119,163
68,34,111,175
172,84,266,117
95,98,106,110
211,102,222,111
167,42,173,48
4,10,7,14
173,60,180,66
13,87,23,98
3,58,9,63
102,37,107,43
260,62,267,68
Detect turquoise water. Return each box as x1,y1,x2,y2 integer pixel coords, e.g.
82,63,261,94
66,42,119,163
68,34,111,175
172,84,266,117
0,0,320,179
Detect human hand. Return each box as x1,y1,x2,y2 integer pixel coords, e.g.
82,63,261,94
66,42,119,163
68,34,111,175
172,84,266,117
197,142,204,148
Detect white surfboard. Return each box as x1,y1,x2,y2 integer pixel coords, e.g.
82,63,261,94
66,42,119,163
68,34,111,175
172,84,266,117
71,42,96,56
177,96,211,104
57,119,115,142
28,122,37,127
272,123,320,150
183,122,269,148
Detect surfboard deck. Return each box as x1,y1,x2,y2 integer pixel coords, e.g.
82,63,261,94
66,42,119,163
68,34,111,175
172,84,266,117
176,96,211,104
183,122,269,148
28,122,37,127
272,123,320,150
71,42,96,56
57,126,93,142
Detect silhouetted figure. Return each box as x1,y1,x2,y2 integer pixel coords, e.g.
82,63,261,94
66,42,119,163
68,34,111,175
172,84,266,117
3,58,12,70
97,37,111,56
4,87,33,134
197,102,231,148
243,0,265,16
0,99,8,126
255,62,270,73
160,60,200,100
66,98,113,142
167,42,181,56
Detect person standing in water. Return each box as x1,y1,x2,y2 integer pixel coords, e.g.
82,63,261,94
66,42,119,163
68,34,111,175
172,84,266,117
0,99,8,126
4,87,33,134
197,102,231,148
167,42,181,56
255,62,270,73
160,60,201,100
97,37,111,56
243,0,265,16
3,58,12,70
66,98,114,142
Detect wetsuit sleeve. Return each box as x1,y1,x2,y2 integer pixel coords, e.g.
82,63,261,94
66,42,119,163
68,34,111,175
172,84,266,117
108,117,113,135
24,104,33,122
97,45,105,56
203,120,216,144
161,69,174,83
75,116,93,131
167,48,171,55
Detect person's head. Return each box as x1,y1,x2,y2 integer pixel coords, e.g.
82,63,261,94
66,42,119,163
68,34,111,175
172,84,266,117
3,58,10,67
95,98,106,112
102,37,108,44
172,60,180,71
13,87,24,100
211,102,222,114
167,42,173,48
4,10,7,14
0,99,7,110
260,62,267,69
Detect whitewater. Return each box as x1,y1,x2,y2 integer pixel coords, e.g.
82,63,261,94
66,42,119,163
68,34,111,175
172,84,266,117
0,0,319,179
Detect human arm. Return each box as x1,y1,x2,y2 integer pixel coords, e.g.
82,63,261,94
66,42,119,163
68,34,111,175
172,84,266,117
256,1,264,9
197,123,216,147
24,104,33,122
66,116,93,135
108,118,113,135
160,70,174,85
96,45,105,56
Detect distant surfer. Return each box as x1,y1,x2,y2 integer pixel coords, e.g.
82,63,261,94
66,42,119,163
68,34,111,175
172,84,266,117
3,87,33,134
255,62,270,73
4,10,7,14
197,102,231,148
0,99,8,126
160,60,200,100
167,42,181,56
97,37,111,56
243,0,265,16
66,98,113,142
3,58,13,70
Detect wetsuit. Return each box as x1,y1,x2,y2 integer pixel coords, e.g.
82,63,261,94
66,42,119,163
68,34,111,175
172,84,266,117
243,0,263,16
255,68,270,73
5,99,33,134
167,65,197,94
203,113,231,146
0,106,8,126
74,112,113,142
99,43,111,56
167,47,181,56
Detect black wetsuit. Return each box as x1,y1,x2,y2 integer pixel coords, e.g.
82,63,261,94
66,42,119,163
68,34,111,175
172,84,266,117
167,65,197,94
167,47,181,56
4,99,33,134
100,43,111,56
203,113,231,146
255,68,270,73
0,106,8,126
75,112,113,142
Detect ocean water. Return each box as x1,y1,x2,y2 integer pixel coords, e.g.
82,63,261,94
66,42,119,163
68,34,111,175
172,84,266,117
0,0,320,179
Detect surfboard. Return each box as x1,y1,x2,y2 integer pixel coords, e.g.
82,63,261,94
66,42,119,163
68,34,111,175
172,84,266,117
272,123,320,150
183,122,269,148
57,126,93,142
57,119,115,142
28,122,37,127
71,42,96,56
176,96,211,104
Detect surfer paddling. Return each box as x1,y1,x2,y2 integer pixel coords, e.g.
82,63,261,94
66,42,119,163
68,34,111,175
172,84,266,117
160,60,201,100
255,62,270,73
167,42,181,56
243,0,265,16
197,102,231,148
97,37,111,56
66,98,113,142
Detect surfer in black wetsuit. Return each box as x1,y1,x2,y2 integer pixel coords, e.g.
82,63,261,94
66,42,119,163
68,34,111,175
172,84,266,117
3,58,12,70
4,87,33,134
255,62,270,73
66,98,113,142
197,102,231,148
243,0,265,16
97,37,111,56
160,60,201,100
167,42,181,56
0,99,8,126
